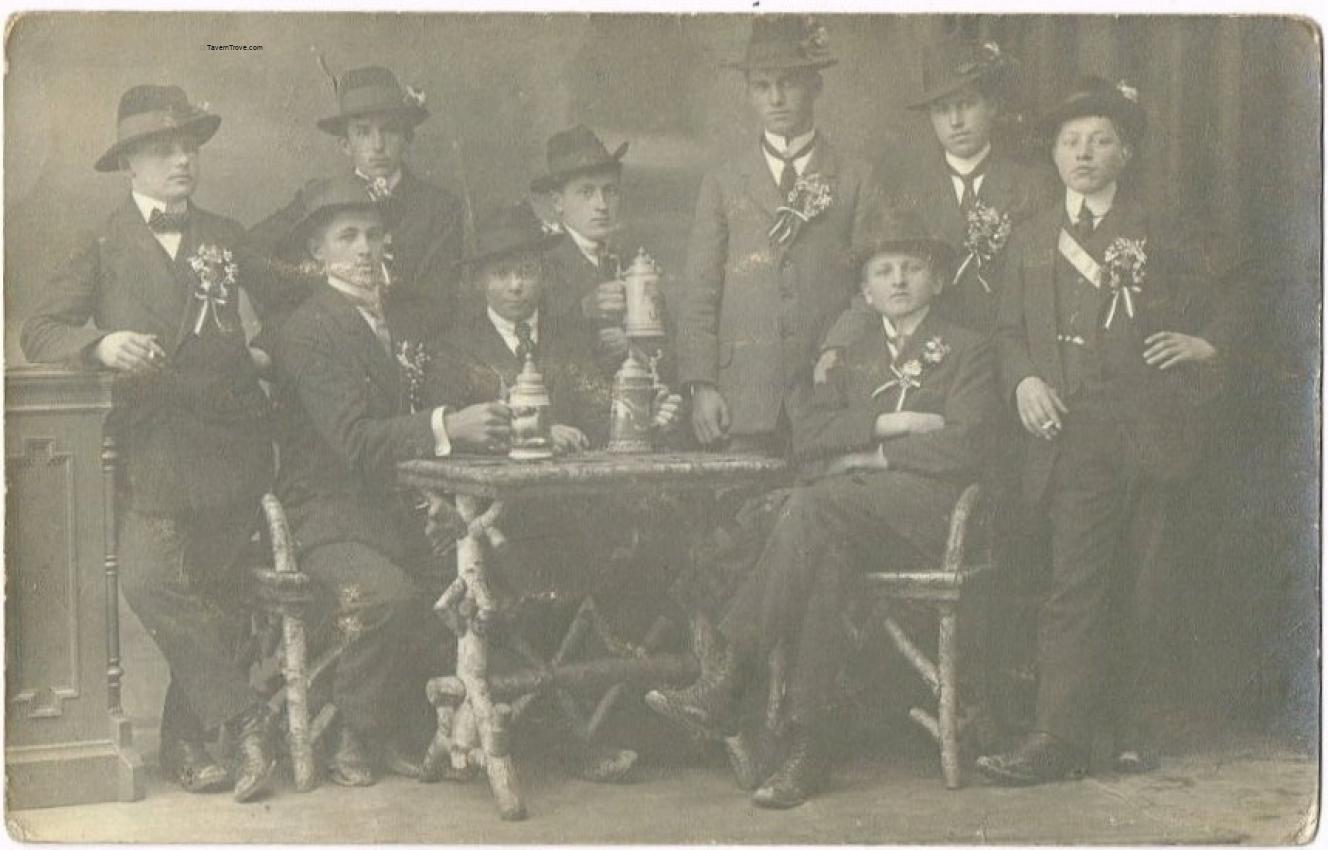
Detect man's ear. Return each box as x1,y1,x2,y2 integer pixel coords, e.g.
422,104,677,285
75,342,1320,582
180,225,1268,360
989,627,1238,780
338,136,353,159
307,235,325,265
549,189,565,218
1121,143,1134,164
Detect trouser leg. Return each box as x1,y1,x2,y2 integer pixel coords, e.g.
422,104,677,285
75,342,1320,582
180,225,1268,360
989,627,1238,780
161,676,207,743
119,510,261,732
301,542,421,738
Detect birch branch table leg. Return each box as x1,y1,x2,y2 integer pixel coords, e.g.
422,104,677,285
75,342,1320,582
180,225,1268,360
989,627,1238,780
454,494,527,821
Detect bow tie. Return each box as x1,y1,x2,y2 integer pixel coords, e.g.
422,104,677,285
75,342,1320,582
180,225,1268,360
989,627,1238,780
148,208,189,234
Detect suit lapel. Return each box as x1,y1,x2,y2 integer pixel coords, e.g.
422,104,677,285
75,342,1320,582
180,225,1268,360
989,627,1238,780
113,199,190,334
742,140,784,218
322,285,402,410
1031,211,1068,392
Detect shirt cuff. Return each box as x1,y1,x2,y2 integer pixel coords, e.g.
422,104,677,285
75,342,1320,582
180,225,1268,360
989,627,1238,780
431,406,452,457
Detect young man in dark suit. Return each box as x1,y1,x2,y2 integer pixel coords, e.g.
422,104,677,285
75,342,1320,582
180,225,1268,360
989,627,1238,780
20,85,278,802
976,77,1246,786
650,208,997,808
250,65,465,335
676,15,880,456
270,177,504,786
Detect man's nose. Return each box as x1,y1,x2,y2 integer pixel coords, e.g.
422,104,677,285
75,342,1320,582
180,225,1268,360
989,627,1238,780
768,84,786,106
1075,142,1093,159
947,105,964,127
369,129,385,150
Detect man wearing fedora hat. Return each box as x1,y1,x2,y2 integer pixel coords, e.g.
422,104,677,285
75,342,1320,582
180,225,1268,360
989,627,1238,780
676,15,880,457
975,77,1247,786
651,207,996,807
250,64,464,335
21,84,280,802
270,176,506,786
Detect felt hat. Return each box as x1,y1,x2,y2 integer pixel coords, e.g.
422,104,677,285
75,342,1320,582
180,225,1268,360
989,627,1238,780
316,65,429,135
854,207,956,273
1042,75,1147,144
723,15,837,71
94,84,221,173
530,125,628,193
283,176,383,250
463,202,561,270
907,37,1013,110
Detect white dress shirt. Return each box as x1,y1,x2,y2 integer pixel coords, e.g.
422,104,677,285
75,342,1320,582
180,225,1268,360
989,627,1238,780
487,307,540,358
881,306,931,361
326,274,453,456
1065,182,1119,231
762,128,817,187
132,190,186,259
944,144,992,205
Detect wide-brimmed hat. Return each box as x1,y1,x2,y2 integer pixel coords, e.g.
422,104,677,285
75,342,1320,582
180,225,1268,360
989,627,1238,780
316,65,429,136
1042,75,1147,144
853,207,956,273
462,202,561,270
723,15,837,72
529,125,628,193
907,38,1013,110
94,85,221,173
284,176,384,251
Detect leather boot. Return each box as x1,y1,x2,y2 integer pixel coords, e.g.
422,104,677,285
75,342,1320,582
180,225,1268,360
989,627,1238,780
645,641,743,740
231,706,276,803
975,731,1088,786
329,725,377,787
160,736,231,793
752,724,822,809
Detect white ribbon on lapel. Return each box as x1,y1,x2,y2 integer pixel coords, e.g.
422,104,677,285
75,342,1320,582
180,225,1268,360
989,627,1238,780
871,363,922,412
1057,228,1103,290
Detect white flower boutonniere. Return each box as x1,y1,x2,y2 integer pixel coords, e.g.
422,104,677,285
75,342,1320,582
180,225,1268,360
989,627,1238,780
187,244,238,335
1101,237,1147,329
956,199,1012,293
872,336,949,411
404,84,427,109
768,172,833,247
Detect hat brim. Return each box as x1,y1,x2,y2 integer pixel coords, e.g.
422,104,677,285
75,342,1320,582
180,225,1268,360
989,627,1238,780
286,198,384,253
1042,94,1147,143
854,239,957,277
722,56,838,71
906,65,1010,110
316,104,430,136
529,141,629,193
459,232,563,270
93,113,221,173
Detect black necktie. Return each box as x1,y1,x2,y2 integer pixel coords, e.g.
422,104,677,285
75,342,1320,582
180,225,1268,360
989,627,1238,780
514,320,535,362
1074,201,1097,241
761,134,817,201
148,208,189,234
946,156,989,211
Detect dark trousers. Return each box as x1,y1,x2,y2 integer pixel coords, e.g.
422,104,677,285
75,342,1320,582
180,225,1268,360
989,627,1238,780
1034,397,1181,751
300,541,448,740
719,473,933,726
119,509,262,737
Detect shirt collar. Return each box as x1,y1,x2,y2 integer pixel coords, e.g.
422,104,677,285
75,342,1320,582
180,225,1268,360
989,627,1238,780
763,128,817,158
326,273,379,308
564,226,605,266
881,306,930,347
487,306,539,340
354,168,403,193
1065,182,1118,221
131,190,187,222
944,144,992,177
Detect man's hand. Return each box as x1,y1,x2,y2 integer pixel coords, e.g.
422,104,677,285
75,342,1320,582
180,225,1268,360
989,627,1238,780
1015,376,1068,440
248,346,272,375
551,424,589,454
93,331,164,372
444,402,512,453
597,327,630,362
582,280,626,321
1144,332,1218,370
690,384,730,446
874,411,946,439
813,348,841,385
652,387,684,433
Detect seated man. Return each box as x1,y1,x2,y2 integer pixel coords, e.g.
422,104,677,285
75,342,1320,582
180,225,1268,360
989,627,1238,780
270,176,507,786
648,208,996,808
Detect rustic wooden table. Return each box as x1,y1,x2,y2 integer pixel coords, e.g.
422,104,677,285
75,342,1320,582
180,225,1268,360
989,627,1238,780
398,451,787,820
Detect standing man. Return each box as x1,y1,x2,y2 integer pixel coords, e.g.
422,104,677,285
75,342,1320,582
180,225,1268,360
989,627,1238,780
976,77,1245,785
20,85,277,802
677,16,879,456
270,177,504,786
250,65,465,335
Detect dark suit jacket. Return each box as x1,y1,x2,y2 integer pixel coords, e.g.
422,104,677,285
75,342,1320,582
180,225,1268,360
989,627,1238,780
250,168,465,336
995,194,1248,503
790,311,996,554
272,283,478,561
677,134,880,436
20,196,273,515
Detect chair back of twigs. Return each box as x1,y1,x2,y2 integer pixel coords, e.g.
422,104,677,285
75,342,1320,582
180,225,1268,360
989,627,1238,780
939,483,992,574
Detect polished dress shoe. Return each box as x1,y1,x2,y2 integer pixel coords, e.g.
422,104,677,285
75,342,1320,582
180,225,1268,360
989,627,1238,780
724,729,771,791
975,732,1088,786
160,737,231,793
329,725,377,787
645,645,742,740
752,725,821,809
231,706,277,803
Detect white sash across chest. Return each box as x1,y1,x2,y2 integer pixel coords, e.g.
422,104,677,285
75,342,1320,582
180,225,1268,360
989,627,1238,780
1057,228,1103,288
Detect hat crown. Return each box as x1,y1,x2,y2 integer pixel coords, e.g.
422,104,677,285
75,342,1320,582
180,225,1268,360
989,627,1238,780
728,15,836,71
470,202,554,265
318,64,428,133
303,175,380,217
546,125,613,171
337,65,403,95
1046,74,1147,142
856,206,953,270
117,84,195,122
